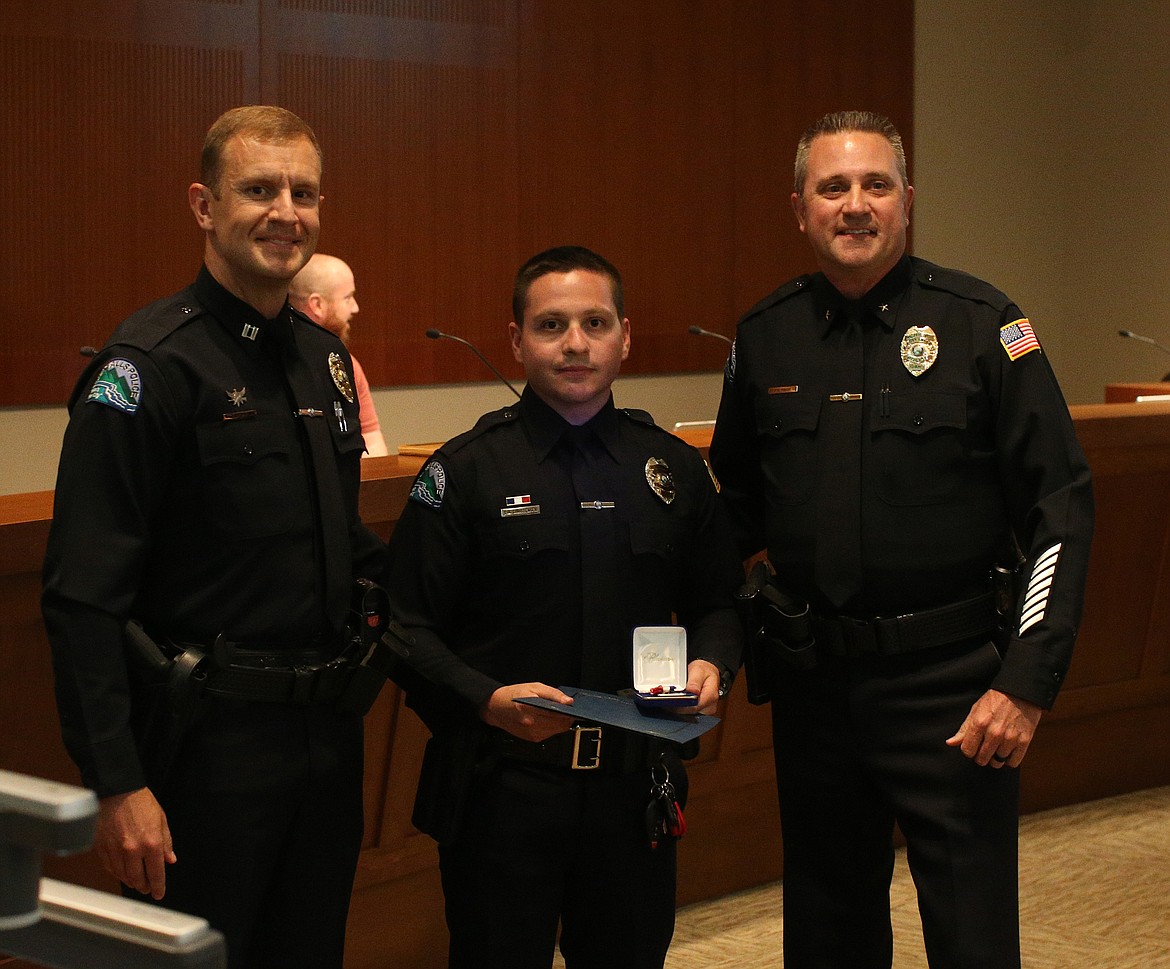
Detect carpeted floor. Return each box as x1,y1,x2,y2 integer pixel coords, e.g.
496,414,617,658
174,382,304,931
556,785,1170,967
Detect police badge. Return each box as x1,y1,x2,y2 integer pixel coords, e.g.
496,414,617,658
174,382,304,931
900,326,939,377
328,352,355,403
645,457,676,504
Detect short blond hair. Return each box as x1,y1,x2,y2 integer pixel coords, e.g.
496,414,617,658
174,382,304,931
200,105,322,195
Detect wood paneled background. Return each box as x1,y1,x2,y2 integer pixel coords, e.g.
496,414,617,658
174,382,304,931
0,0,912,406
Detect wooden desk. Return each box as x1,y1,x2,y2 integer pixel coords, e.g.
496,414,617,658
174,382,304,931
4,406,1170,968
1105,381,1170,403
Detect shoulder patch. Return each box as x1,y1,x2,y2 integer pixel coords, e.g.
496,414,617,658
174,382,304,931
999,318,1042,361
410,457,448,509
86,358,142,415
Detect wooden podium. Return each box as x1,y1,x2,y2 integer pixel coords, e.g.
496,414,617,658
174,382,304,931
4,403,1170,968
1105,381,1170,402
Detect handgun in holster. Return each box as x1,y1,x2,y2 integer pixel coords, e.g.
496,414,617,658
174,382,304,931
333,578,415,716
124,620,207,788
735,560,817,705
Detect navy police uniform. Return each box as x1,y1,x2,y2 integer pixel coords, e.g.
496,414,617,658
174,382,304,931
709,255,1094,969
42,266,386,969
385,387,743,969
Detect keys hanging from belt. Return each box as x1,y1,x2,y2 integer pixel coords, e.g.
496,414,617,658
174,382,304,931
644,758,686,850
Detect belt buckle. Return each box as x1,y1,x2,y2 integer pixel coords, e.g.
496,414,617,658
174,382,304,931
570,725,602,770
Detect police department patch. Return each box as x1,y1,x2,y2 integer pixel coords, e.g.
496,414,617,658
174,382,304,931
410,458,447,509
86,358,142,415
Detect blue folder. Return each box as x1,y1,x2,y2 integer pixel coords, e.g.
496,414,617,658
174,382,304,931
515,686,720,744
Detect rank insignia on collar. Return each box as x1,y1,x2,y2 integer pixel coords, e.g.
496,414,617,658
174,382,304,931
328,352,355,403
645,457,676,505
227,387,248,407
900,325,939,377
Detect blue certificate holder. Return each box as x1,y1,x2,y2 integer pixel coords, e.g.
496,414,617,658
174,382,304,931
515,687,719,745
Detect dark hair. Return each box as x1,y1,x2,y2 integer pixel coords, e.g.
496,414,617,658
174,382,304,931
512,246,624,323
793,110,907,196
200,105,322,195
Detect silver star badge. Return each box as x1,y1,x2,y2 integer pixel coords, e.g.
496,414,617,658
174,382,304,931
227,387,248,407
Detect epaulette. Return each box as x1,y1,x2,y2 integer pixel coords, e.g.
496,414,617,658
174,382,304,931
288,304,338,343
739,274,814,326
437,405,520,456
619,407,657,428
912,259,1012,313
107,291,207,353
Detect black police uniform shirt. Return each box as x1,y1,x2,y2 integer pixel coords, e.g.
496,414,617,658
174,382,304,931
42,266,385,797
384,388,743,722
709,254,1094,710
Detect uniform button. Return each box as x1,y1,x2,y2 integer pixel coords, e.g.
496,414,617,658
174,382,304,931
774,419,783,430
665,543,674,554
914,415,924,427
243,444,254,456
519,540,530,552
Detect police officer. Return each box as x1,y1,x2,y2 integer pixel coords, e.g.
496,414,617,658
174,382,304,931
42,106,386,969
384,246,743,969
709,112,1094,969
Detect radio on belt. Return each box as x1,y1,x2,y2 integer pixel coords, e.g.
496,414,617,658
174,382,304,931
632,626,698,710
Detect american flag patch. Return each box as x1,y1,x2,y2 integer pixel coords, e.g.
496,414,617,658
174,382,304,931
999,318,1041,361
505,495,531,507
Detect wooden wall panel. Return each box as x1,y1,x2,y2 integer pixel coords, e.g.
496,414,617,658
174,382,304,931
0,0,912,405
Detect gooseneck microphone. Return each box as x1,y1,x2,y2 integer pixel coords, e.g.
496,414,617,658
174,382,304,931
687,325,733,346
1119,329,1170,356
425,328,522,399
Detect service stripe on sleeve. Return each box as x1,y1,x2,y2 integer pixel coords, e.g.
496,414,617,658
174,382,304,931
1019,542,1061,635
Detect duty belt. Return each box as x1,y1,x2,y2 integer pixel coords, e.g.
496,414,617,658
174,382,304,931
813,591,1000,658
488,724,681,775
167,640,353,705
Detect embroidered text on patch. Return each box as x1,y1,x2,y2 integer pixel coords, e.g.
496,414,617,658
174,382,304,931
86,359,142,415
1019,543,1061,635
999,318,1041,361
410,459,447,509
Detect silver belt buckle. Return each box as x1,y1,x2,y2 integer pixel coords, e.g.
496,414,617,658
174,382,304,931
570,725,602,770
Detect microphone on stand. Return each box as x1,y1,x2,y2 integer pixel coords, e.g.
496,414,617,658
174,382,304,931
1118,329,1170,380
1118,329,1170,355
425,328,522,399
687,325,733,346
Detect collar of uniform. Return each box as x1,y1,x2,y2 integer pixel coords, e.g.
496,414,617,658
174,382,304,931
520,387,621,464
193,264,291,348
813,254,912,336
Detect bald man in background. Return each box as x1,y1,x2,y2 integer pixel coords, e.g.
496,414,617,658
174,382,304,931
290,253,389,456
